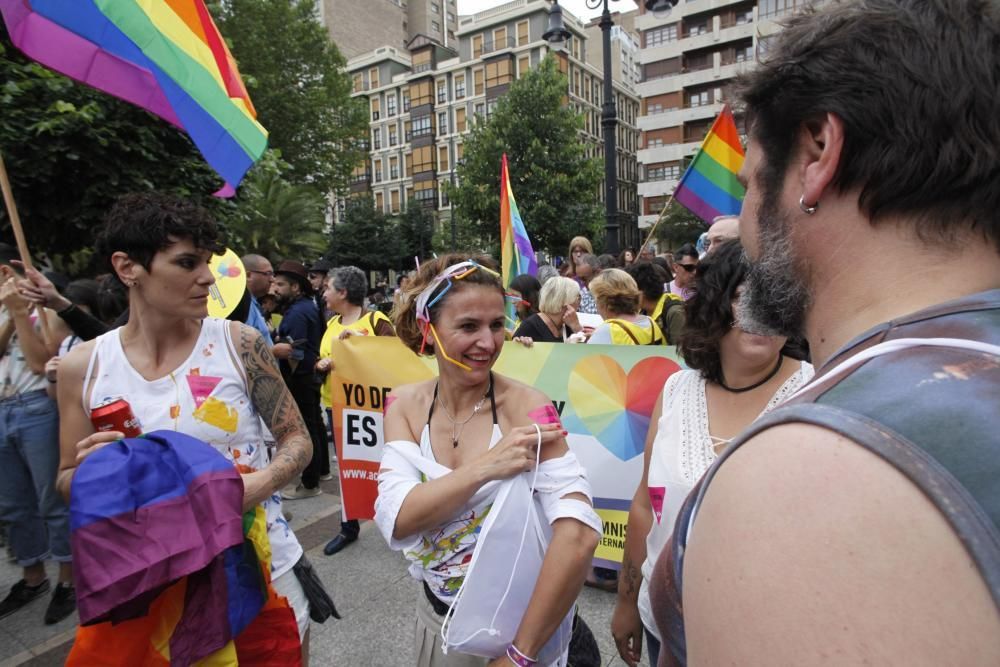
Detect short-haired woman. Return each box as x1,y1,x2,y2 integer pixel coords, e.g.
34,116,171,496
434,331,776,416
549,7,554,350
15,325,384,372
512,276,584,343
610,240,813,667
376,254,602,666
586,269,664,346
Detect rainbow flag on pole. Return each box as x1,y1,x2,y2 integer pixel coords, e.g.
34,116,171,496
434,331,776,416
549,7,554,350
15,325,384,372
0,0,267,191
673,105,745,224
500,153,537,325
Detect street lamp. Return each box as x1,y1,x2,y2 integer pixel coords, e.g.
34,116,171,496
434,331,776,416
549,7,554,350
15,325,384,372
544,0,679,255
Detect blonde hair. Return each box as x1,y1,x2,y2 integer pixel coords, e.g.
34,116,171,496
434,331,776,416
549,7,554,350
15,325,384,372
538,276,581,315
561,235,594,276
589,268,640,316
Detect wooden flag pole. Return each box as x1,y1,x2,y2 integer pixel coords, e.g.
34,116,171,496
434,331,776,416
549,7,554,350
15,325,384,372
640,193,676,256
0,150,52,341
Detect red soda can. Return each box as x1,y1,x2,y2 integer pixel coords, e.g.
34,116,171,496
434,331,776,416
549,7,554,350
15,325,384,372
90,398,143,438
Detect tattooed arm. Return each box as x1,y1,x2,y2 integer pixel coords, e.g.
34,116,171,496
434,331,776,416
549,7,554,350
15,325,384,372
233,322,313,510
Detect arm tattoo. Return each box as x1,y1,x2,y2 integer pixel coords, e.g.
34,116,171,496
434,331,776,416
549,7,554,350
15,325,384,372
238,325,312,492
622,552,641,596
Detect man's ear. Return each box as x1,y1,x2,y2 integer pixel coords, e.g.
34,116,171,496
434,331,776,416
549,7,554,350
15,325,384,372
110,251,141,285
799,112,845,208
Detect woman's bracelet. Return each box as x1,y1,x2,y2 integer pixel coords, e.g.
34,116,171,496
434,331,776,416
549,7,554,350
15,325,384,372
505,644,537,666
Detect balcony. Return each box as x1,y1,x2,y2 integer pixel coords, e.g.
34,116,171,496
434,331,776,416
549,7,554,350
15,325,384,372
481,36,516,56
638,140,701,166
639,101,723,131
638,178,676,199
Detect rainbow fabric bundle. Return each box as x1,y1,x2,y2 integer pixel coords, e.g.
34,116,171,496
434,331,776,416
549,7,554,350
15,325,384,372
499,153,537,327
672,104,746,224
0,0,267,190
67,431,300,666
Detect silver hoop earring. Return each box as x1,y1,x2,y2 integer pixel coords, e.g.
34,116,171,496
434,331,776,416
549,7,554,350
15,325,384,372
799,195,818,215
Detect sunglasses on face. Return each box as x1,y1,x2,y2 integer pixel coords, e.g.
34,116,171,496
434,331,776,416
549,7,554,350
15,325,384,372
675,263,698,272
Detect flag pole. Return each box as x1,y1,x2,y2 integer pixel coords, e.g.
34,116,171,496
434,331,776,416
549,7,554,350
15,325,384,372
0,151,52,342
640,193,676,256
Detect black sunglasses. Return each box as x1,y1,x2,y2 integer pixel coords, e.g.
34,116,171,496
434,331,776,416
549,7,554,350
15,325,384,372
675,263,698,272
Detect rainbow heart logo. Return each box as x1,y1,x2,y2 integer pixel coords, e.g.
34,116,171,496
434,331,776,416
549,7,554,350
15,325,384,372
567,355,681,461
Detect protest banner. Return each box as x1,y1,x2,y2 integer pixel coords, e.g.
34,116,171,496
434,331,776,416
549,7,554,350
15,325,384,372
329,337,684,566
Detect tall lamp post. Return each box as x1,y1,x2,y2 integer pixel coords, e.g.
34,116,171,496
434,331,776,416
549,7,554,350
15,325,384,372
544,0,678,255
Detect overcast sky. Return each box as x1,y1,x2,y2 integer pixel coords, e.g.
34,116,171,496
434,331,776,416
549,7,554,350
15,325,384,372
457,0,639,23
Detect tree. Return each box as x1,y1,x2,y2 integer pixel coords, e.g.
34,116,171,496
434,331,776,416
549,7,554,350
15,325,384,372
448,56,603,256
328,198,401,272
212,0,368,195
219,151,327,260
397,201,435,263
650,200,706,251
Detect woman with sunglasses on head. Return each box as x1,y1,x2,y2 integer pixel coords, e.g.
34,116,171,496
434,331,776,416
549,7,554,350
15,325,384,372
610,240,813,667
375,254,602,666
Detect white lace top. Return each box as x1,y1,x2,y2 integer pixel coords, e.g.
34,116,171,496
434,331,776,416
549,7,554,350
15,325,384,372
637,361,814,638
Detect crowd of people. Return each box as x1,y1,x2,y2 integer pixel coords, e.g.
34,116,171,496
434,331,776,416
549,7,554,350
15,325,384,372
0,0,997,664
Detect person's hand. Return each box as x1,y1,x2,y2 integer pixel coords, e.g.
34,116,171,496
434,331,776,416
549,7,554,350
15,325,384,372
0,276,28,314
513,336,534,347
240,470,272,512
272,342,292,359
11,261,71,311
45,356,60,383
338,328,368,340
75,431,125,464
470,423,565,482
611,598,644,666
315,357,334,373
563,303,581,332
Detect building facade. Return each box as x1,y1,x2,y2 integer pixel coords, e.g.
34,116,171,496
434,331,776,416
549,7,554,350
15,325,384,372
338,0,641,249
319,0,460,59
583,10,641,93
635,0,792,231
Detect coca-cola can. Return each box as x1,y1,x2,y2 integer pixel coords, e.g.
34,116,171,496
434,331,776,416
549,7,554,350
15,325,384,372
90,398,143,438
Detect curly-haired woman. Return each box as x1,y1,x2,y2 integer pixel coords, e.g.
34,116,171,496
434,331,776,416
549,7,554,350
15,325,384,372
610,240,813,667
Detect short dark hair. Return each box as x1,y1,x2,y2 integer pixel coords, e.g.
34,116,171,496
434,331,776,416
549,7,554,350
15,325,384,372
597,254,617,270
679,240,747,384
627,261,668,302
738,0,1000,248
509,273,541,313
332,266,368,306
651,256,673,281
64,279,101,314
0,243,20,270
96,193,224,278
675,243,698,263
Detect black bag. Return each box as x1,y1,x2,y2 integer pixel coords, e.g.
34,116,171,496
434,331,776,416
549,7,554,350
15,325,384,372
567,613,601,667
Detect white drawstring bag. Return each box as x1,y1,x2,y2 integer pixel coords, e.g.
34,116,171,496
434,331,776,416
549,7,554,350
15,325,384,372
440,425,573,664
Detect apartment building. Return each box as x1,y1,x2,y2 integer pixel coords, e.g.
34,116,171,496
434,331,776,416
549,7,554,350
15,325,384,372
340,0,641,248
583,10,641,92
318,0,460,59
635,0,793,230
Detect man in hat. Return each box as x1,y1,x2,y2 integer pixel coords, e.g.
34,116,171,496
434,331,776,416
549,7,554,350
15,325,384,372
271,261,327,499
308,259,334,322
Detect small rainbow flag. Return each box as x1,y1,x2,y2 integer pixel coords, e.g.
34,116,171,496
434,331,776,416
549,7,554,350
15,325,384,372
673,105,745,224
0,0,267,191
499,153,537,326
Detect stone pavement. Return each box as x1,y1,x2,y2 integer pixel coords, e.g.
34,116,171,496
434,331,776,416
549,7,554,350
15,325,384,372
0,475,649,666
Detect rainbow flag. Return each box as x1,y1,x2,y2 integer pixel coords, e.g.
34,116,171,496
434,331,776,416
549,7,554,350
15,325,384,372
0,0,267,190
673,105,745,224
499,153,537,326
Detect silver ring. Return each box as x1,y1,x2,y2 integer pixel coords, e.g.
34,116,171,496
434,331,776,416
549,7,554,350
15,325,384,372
799,195,818,215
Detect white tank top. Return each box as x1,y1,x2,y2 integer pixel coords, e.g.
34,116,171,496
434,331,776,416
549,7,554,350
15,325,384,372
84,317,302,579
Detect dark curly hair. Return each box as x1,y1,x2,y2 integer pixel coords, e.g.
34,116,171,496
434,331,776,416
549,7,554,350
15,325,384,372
393,253,504,355
678,239,747,384
626,261,668,302
96,193,224,282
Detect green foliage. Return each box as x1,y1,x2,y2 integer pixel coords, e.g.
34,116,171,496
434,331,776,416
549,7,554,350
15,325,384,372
448,56,603,256
213,0,368,195
0,31,223,267
651,200,706,251
329,198,402,272
219,150,328,260
396,201,436,263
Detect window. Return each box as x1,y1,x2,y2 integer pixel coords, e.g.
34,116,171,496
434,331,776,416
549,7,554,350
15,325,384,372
437,80,447,103
456,143,464,160
688,90,710,107
387,94,397,116
431,2,439,13
410,115,433,139
517,20,529,46
486,100,497,117
455,107,466,132
518,56,530,77
404,152,412,176
646,137,664,148
736,9,753,24
375,192,384,211
473,34,483,58
409,80,433,107
645,24,677,47
371,98,380,121
390,189,400,213
440,190,450,207
413,50,432,73
389,157,399,179
485,59,511,88
369,67,380,88
438,145,449,171
414,180,437,206
388,125,398,146
474,102,484,118
438,111,448,134
646,163,681,181
431,21,440,33
352,73,363,93
372,127,381,149
447,12,455,23
373,159,383,182
686,20,708,37
412,146,434,174
492,27,507,50
454,75,465,99
735,44,753,62
474,68,484,95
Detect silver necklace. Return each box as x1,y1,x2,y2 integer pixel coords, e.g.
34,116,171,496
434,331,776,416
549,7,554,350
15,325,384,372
437,378,492,448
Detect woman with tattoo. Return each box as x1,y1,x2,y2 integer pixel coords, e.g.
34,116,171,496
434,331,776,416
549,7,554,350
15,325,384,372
55,193,326,664
610,241,812,667
375,254,603,666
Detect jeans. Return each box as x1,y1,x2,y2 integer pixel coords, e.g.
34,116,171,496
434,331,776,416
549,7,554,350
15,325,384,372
0,390,71,566
285,373,327,489
644,626,661,667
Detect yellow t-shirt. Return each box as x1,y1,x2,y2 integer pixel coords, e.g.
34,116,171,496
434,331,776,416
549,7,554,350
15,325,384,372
319,310,394,408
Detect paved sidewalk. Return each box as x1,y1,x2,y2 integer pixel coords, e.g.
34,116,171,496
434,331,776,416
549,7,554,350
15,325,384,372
0,475,648,666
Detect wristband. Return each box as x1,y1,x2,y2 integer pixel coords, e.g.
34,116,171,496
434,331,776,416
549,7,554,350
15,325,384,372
506,644,537,666
56,302,77,317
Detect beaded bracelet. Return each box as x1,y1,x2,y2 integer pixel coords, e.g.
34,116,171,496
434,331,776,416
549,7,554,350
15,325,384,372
506,644,537,666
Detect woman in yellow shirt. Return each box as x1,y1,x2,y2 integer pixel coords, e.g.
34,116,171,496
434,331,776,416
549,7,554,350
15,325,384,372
314,266,394,556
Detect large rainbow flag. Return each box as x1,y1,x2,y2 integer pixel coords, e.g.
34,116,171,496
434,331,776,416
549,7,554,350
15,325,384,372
0,0,267,190
499,152,537,326
673,105,745,224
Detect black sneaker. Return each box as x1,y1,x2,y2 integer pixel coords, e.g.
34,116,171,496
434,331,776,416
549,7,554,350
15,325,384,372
0,579,51,620
44,583,76,625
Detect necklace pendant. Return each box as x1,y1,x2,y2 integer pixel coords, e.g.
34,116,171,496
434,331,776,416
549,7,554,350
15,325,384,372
452,438,459,448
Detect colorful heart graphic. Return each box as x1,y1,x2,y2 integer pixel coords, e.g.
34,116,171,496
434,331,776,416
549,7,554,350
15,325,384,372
567,355,681,461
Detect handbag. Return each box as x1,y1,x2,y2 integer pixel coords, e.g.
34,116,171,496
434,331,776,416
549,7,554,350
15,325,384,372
440,425,573,664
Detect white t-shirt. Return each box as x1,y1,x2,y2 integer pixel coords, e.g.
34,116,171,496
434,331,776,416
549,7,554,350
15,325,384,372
637,362,814,638
0,311,46,399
